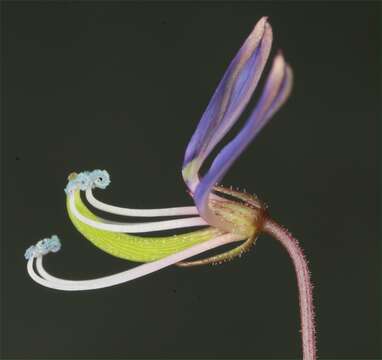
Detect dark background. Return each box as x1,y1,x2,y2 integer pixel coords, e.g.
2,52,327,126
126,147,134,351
1,2,380,359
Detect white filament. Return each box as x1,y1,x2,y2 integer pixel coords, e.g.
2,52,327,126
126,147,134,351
27,233,243,291
86,188,199,217
69,194,208,233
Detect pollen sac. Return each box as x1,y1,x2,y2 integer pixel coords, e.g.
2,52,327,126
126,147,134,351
64,169,111,194
76,172,92,191
64,171,91,194
24,235,62,260
209,186,266,237
89,169,110,189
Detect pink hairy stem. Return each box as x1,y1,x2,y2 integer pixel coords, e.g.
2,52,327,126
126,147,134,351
262,218,317,360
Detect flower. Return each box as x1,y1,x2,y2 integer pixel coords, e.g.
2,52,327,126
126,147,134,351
24,18,318,360
26,17,293,289
183,18,292,232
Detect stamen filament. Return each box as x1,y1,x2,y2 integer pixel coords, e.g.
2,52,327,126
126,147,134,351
69,194,207,233
86,188,199,217
27,233,243,291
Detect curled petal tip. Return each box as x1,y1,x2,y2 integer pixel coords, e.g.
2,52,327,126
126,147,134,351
25,235,62,260
240,17,273,68
248,16,269,35
259,52,293,119
270,53,287,80
250,16,270,39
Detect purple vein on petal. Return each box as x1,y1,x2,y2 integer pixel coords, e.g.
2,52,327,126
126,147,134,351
194,53,293,226
182,17,273,191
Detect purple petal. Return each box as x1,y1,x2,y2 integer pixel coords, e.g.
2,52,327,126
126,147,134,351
182,17,273,190
194,53,293,226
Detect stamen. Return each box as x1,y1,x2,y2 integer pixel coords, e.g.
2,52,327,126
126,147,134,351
68,191,223,262
26,233,243,291
86,188,199,217
69,194,208,233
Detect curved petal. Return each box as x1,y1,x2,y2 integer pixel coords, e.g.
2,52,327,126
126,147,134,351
182,17,273,191
194,53,293,227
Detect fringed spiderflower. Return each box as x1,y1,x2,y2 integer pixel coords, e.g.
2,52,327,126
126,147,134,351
25,17,317,360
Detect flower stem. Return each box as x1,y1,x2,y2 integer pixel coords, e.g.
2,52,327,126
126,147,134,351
263,218,316,360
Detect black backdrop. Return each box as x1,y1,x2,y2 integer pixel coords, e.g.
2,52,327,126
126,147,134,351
1,2,380,359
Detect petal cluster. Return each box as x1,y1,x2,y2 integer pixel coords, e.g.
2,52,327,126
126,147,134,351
182,17,293,231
